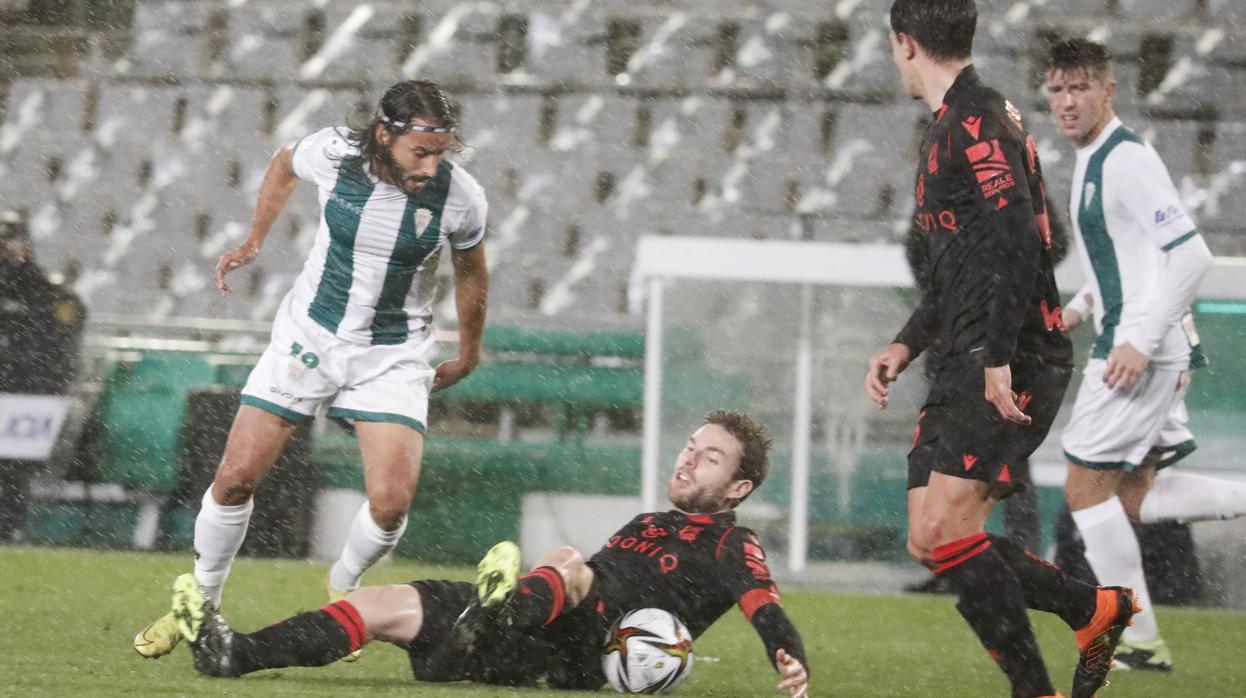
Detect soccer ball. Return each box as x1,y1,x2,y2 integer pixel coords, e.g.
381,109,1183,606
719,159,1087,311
601,608,694,694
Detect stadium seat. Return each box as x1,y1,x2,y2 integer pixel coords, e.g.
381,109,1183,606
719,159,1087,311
615,12,719,89
4,79,87,144
303,4,405,82
1115,0,1199,23
1206,0,1246,26
522,8,609,87
123,1,217,78
94,85,180,146
406,8,503,87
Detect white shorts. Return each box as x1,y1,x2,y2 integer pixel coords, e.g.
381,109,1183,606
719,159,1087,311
240,297,437,432
1061,359,1196,471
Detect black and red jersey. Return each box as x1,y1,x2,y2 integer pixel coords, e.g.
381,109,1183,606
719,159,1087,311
580,509,805,672
588,510,779,636
895,66,1073,369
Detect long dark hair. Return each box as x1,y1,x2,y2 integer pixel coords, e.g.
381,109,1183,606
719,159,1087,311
343,79,464,184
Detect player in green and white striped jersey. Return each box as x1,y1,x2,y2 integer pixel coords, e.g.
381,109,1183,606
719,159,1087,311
135,80,490,662
1046,39,1246,673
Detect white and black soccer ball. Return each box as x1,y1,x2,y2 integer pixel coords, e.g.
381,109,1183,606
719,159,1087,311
601,608,694,694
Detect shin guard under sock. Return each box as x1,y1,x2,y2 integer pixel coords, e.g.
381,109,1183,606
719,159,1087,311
501,566,566,629
989,534,1098,629
231,600,366,674
935,533,1056,698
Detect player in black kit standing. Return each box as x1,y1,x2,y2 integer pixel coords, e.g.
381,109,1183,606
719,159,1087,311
865,2,1136,697
170,410,810,697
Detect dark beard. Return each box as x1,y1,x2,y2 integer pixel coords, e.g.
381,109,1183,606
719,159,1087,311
668,490,725,515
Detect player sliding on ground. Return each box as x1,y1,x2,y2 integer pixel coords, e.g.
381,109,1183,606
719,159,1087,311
169,410,810,695
135,79,489,662
1045,38,1246,673
868,2,1137,697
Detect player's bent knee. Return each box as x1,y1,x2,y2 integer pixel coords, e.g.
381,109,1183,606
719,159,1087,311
538,545,584,570
368,501,410,532
347,584,423,644
211,476,258,506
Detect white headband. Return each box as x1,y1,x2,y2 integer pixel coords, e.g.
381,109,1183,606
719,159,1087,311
379,114,455,134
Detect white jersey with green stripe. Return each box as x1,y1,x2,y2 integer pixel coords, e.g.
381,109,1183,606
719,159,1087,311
287,127,487,346
1069,117,1199,369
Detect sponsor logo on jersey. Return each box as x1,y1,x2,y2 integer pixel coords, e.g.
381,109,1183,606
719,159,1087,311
1154,204,1185,226
961,114,982,140
965,139,1016,199
415,208,433,235
1040,300,1066,332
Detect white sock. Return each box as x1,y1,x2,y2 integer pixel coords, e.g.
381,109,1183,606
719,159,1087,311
192,488,254,607
1139,472,1246,524
329,503,407,592
1071,496,1160,642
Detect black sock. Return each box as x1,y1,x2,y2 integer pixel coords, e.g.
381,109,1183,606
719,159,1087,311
501,567,566,630
232,601,364,674
934,533,1056,698
989,534,1098,629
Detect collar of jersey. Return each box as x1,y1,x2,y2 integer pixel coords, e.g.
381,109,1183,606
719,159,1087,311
937,64,981,117
1076,115,1124,156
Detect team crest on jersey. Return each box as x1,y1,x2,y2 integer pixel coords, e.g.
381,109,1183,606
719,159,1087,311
1084,182,1096,209
1005,100,1023,127
414,208,433,236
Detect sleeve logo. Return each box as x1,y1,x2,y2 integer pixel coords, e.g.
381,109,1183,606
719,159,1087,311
964,139,1016,199
1154,205,1186,226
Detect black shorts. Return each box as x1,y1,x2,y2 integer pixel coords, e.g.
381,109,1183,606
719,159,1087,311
907,358,1071,496
404,579,608,690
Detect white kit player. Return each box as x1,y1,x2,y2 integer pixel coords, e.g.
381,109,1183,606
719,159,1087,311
1046,39,1246,671
135,80,490,661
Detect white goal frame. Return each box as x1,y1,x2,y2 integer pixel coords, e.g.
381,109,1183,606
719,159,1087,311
633,234,1246,572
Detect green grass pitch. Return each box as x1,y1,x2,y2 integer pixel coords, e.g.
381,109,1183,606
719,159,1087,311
5,546,1245,697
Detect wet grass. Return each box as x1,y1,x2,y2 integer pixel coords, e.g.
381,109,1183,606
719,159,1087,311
4,546,1245,697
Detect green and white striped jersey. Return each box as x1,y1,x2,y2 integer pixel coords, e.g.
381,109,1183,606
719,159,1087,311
288,127,487,346
1069,117,1200,369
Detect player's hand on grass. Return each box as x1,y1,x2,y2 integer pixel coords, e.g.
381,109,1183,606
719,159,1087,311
866,343,912,409
983,364,1031,426
775,649,809,698
431,357,477,393
214,243,260,295
1105,341,1149,391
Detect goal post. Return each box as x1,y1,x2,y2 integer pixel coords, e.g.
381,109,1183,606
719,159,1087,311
633,235,1246,573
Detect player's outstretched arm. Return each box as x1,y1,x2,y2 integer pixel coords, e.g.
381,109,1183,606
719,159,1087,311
775,648,810,698
215,145,299,295
434,242,489,393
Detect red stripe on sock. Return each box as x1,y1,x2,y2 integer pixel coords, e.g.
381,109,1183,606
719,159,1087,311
931,532,992,576
738,587,781,621
323,601,365,651
525,567,566,625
